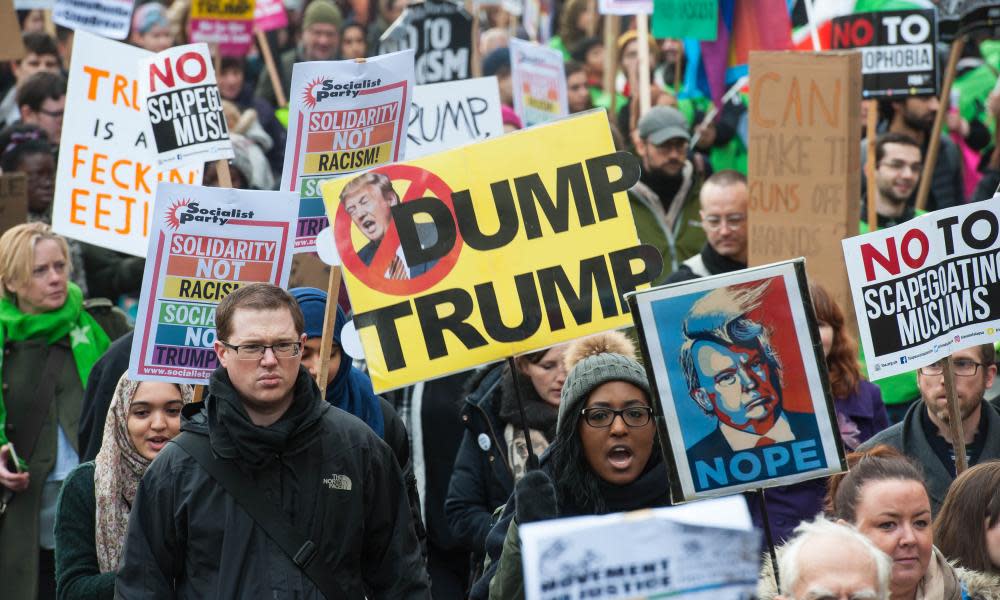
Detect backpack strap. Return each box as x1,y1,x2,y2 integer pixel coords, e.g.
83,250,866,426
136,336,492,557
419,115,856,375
172,432,346,599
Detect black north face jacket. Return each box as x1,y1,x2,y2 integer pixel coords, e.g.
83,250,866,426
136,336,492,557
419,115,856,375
115,367,429,599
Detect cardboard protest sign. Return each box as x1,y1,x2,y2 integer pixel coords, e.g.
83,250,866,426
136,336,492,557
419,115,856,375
281,50,415,253
253,0,287,32
510,38,567,128
599,0,650,16
842,202,1000,380
189,0,255,56
747,51,862,331
652,0,715,39
53,0,134,39
0,0,24,63
520,497,758,600
830,10,938,98
140,43,234,170
406,77,503,159
378,0,473,85
320,110,663,392
129,183,297,383
53,32,203,257
0,174,28,235
628,260,844,502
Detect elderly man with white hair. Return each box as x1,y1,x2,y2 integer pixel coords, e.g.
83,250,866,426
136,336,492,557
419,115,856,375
765,516,892,600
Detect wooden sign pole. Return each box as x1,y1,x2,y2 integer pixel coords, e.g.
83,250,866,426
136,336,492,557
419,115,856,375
256,29,288,107
602,14,618,114
943,361,969,474
865,99,879,232
636,13,651,117
915,34,966,211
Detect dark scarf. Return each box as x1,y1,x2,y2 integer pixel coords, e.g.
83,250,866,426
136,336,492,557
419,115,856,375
558,450,671,516
700,243,746,274
640,169,683,212
206,366,327,469
496,366,559,442
325,309,385,438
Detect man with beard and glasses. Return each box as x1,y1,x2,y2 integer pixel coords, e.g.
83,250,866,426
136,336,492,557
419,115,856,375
860,95,964,211
629,105,706,283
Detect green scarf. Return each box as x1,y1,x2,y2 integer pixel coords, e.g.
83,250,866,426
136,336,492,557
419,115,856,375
0,283,110,447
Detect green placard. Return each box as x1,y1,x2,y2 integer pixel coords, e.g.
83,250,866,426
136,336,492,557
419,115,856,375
652,0,718,40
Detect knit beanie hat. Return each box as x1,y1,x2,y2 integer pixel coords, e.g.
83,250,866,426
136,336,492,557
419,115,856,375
132,2,169,35
557,331,651,434
289,287,347,347
303,0,343,30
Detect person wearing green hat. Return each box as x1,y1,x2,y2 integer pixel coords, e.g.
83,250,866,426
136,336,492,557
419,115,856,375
255,0,344,108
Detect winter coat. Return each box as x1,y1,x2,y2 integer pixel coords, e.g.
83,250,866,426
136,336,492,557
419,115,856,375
665,242,746,284
445,365,512,555
858,400,1000,514
0,300,130,600
757,545,1000,600
114,366,429,599
53,461,114,600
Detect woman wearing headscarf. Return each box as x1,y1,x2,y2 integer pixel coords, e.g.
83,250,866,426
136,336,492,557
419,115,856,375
128,2,173,53
53,375,194,599
0,223,130,600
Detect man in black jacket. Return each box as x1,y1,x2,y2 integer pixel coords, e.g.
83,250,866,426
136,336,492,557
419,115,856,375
116,284,429,599
665,170,747,283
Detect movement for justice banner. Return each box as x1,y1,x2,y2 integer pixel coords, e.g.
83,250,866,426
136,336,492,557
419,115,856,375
842,201,1000,380
628,260,844,502
129,183,296,384
321,110,663,392
140,43,234,170
53,32,203,257
281,50,415,252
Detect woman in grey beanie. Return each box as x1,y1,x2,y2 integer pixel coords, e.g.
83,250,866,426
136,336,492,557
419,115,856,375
472,331,672,600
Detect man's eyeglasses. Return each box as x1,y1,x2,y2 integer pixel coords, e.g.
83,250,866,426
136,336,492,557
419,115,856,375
878,160,922,175
918,358,986,377
702,214,746,231
580,406,653,428
220,341,302,360
38,109,64,118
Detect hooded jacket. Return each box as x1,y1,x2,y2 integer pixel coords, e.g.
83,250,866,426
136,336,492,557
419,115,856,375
115,366,429,599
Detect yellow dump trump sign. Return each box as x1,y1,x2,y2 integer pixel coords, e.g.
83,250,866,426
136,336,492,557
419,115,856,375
322,110,662,391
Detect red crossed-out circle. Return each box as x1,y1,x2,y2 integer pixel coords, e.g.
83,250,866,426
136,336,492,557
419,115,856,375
334,164,463,296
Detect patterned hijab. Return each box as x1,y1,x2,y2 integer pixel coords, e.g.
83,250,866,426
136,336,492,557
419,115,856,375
93,374,194,573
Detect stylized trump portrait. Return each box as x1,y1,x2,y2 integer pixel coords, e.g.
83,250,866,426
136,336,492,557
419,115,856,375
339,171,439,280
629,261,844,501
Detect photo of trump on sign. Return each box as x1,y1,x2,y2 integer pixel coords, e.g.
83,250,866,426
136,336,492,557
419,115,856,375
627,259,845,502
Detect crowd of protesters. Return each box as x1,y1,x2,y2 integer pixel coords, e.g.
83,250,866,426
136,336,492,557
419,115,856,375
3,1,1000,599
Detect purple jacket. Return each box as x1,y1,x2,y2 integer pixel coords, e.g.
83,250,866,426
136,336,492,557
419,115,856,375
747,380,888,544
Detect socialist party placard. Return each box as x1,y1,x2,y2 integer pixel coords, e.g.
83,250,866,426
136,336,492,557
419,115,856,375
830,9,938,98
510,38,568,128
141,43,234,169
842,201,1000,380
281,50,415,252
129,184,297,384
378,0,472,85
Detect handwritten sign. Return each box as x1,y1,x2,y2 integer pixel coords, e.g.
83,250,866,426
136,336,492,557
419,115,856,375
280,50,415,253
0,174,28,235
129,183,297,384
406,77,503,159
53,0,134,39
747,51,862,330
0,0,26,60
53,32,202,257
140,43,234,170
510,38,567,128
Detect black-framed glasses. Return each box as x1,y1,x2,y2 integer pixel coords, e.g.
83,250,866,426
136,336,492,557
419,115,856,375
220,341,302,360
918,358,986,377
580,406,653,428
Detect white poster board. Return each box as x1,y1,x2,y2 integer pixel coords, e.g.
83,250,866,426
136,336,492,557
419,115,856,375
53,32,203,257
842,201,1000,379
510,38,568,128
280,50,415,253
128,183,297,384
53,0,135,39
405,76,503,159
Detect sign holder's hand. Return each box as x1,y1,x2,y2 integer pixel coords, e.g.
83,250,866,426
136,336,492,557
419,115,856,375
0,443,29,492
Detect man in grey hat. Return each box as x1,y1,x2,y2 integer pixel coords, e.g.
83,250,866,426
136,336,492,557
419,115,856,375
629,105,707,284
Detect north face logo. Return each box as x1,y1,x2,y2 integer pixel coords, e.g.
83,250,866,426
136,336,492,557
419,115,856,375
323,474,352,491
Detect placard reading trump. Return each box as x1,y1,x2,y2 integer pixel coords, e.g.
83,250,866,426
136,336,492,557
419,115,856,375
627,260,845,502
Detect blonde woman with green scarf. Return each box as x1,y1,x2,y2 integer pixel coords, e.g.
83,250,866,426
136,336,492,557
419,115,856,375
0,223,130,600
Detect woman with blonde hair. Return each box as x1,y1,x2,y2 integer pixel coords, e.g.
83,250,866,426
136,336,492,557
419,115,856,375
0,223,129,599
